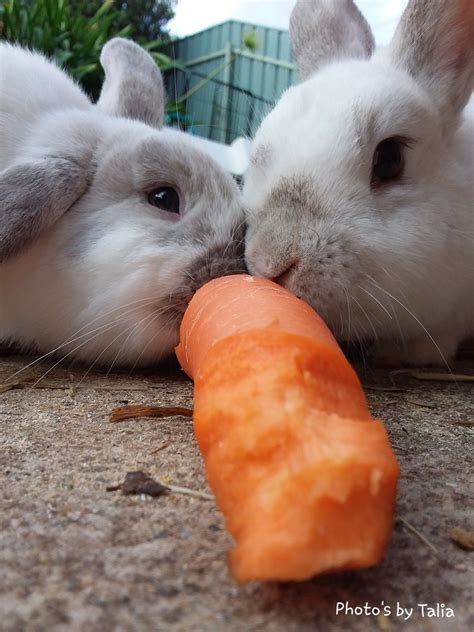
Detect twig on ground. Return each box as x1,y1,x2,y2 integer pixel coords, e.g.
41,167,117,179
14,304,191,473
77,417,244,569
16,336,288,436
110,404,193,423
404,397,436,409
391,370,474,382
363,384,404,392
0,381,25,394
149,442,170,455
1,381,188,393
166,484,213,501
399,517,439,555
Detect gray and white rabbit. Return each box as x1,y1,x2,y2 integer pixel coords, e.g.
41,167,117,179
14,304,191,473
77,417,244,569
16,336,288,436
0,38,244,366
243,0,474,365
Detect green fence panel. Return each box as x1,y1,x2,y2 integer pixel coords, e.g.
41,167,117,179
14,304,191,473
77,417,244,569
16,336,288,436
164,20,297,143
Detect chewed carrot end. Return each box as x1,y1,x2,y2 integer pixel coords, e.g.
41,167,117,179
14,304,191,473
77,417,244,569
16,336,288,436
176,275,399,582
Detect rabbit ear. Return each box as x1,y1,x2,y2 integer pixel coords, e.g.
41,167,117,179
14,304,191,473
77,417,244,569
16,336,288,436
290,0,375,80
96,38,165,128
0,157,90,262
390,0,474,125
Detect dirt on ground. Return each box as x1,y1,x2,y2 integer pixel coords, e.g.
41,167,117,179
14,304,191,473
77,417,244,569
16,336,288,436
0,347,473,632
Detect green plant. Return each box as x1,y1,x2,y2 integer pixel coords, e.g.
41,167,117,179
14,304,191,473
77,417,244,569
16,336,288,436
0,0,131,98
0,0,173,100
243,30,259,52
70,0,176,42
111,0,175,42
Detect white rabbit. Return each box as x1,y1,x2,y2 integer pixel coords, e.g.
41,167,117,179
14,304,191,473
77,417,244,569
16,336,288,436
0,39,245,367
243,0,474,366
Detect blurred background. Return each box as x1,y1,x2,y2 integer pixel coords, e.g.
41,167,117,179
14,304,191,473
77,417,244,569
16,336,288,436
0,0,408,145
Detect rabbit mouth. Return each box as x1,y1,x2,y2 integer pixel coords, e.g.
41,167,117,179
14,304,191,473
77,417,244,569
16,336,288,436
167,255,248,321
261,262,363,341
269,261,300,287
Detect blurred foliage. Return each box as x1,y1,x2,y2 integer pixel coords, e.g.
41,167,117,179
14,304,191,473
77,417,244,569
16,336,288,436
71,1,176,42
0,0,175,99
243,30,259,52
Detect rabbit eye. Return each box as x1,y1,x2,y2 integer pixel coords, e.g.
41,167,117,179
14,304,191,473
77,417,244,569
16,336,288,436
372,138,404,185
147,187,180,214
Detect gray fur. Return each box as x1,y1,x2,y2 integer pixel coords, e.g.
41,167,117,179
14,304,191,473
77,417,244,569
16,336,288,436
0,40,246,366
0,156,90,262
246,172,358,323
249,144,272,169
390,0,474,122
267,176,315,217
170,226,247,318
135,136,236,207
66,130,241,258
290,0,375,80
97,38,165,127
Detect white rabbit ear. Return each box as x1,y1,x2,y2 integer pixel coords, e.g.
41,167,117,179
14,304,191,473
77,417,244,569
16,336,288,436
390,0,474,125
290,0,375,80
96,38,165,128
0,157,90,262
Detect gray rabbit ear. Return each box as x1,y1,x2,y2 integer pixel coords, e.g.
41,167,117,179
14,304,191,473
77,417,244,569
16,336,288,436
0,157,89,262
290,0,375,80
96,37,165,128
390,0,474,126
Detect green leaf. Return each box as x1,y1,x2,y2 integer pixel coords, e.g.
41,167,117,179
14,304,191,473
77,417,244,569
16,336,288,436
92,0,114,21
114,25,133,39
54,50,74,64
71,62,98,78
150,51,172,66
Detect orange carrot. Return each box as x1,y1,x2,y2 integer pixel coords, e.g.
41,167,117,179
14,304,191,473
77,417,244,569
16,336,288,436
175,274,399,582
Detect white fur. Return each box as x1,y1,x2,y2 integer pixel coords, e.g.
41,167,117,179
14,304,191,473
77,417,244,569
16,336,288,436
243,0,474,365
0,42,243,366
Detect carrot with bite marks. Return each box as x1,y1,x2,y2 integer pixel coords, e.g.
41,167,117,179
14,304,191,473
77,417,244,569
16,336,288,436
175,274,399,582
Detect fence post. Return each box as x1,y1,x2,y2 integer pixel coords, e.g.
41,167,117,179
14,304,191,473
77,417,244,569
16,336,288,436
220,41,233,144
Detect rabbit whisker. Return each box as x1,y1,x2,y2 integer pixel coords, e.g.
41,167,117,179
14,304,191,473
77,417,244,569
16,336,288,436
127,310,177,374
104,305,177,378
358,286,393,321
351,294,380,342
24,300,169,388
6,297,163,382
79,309,162,384
367,279,453,373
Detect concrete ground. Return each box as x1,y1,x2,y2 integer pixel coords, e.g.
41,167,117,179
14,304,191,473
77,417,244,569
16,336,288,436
0,345,472,632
